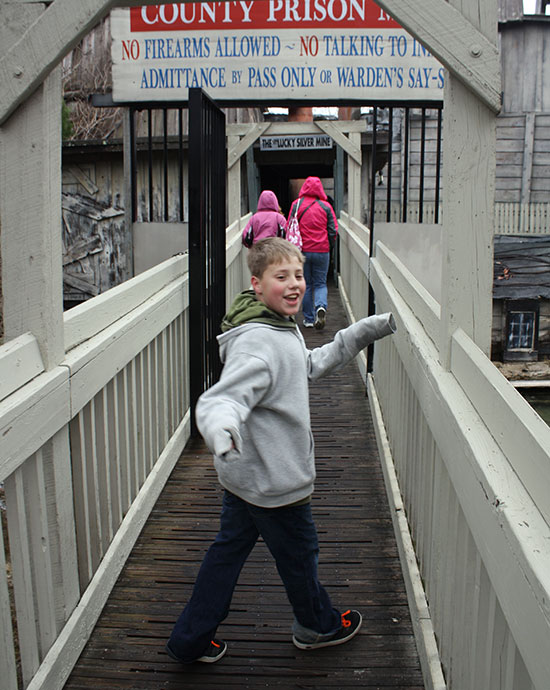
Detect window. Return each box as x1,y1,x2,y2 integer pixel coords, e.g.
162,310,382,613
507,311,536,349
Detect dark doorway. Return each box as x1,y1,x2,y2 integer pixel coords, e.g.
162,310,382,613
255,140,336,216
259,163,334,217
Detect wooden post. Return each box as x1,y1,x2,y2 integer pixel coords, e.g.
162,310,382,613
0,67,65,368
439,0,498,365
348,132,362,221
0,7,79,660
227,134,241,226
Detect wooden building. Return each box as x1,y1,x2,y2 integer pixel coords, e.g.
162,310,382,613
492,234,550,361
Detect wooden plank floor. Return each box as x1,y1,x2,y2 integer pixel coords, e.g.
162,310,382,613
64,282,425,690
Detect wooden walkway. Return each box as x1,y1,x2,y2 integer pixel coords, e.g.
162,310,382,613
64,283,425,690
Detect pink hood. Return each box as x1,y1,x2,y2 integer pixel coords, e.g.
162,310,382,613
256,190,280,212
298,177,328,201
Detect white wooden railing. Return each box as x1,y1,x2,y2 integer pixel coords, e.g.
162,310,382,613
3,211,549,690
0,221,250,690
336,212,371,381
374,202,550,235
338,215,550,690
226,213,252,303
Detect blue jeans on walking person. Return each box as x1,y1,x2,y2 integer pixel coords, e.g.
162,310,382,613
167,490,341,661
302,251,330,324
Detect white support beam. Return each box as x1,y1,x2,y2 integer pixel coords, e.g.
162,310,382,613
0,66,65,368
0,0,122,125
0,0,234,126
347,132,362,221
438,0,498,364
227,123,270,170
227,134,242,225
315,121,362,165
375,0,501,113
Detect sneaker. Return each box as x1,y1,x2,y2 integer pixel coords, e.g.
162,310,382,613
292,610,362,650
165,638,227,664
197,639,227,663
303,320,314,328
314,307,326,330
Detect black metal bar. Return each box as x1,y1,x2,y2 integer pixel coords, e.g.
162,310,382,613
179,108,184,221
129,107,138,223
435,107,443,224
189,92,205,435
386,108,393,222
163,108,169,221
147,108,153,222
369,106,377,238
402,108,410,223
419,107,426,223
367,107,378,374
188,89,226,436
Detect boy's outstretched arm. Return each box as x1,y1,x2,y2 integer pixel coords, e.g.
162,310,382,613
307,312,396,380
195,352,271,457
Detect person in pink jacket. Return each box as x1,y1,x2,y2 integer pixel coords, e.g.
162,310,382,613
286,177,338,329
242,190,286,247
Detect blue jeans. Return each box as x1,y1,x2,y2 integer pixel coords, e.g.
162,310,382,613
167,491,341,661
302,251,330,324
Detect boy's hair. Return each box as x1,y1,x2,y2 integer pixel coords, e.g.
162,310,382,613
247,237,304,278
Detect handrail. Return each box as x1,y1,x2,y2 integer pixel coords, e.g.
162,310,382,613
0,253,193,690
0,333,44,402
368,236,550,690
2,217,549,690
0,225,251,690
64,254,188,351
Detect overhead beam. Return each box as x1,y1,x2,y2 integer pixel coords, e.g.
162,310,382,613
0,0,197,126
227,123,270,169
0,0,120,125
1,0,503,125
316,121,362,165
375,0,501,112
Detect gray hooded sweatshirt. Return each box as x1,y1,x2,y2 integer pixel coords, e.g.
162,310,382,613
196,292,396,508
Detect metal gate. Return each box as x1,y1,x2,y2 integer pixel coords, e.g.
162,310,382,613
188,88,227,435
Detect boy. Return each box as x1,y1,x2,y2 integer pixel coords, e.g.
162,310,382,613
166,237,395,664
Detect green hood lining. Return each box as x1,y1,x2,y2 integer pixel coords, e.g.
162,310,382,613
221,290,297,333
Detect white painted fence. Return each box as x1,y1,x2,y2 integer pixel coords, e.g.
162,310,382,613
3,211,549,690
338,216,550,690
226,213,252,304
0,226,250,690
374,202,550,235
336,212,370,382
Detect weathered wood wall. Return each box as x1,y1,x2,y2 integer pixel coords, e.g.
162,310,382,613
372,16,550,225
60,14,262,307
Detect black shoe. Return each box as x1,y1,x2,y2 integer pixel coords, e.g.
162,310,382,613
314,307,326,330
197,639,227,663
292,610,362,650
165,638,227,664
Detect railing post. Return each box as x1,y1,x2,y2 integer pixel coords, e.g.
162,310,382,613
439,0,498,366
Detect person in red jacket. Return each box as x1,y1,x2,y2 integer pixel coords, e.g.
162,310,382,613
286,177,338,329
242,190,287,247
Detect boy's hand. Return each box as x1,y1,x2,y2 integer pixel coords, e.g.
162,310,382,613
212,428,241,457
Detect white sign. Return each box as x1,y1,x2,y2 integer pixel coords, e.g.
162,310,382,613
111,2,444,103
260,134,333,150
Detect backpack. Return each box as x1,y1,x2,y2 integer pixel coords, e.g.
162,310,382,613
286,199,316,251
286,200,303,250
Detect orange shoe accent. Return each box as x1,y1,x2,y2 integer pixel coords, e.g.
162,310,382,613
341,610,352,628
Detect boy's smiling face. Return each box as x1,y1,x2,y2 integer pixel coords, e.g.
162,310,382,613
251,256,306,317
